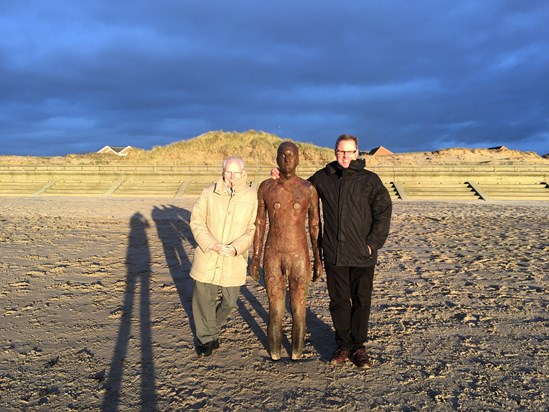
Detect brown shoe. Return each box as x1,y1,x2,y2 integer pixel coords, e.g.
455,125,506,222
329,348,350,365
349,348,372,368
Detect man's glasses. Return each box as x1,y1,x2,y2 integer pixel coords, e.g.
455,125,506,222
336,149,357,156
224,171,242,177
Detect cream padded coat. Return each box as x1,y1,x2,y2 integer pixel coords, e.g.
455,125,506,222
190,175,258,287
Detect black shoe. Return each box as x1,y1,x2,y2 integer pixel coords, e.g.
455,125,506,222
197,339,220,357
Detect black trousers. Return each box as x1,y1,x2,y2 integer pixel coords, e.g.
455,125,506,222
324,262,375,350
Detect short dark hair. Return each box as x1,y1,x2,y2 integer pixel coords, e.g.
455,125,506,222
335,134,359,151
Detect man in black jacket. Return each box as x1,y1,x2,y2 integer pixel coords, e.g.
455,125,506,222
309,134,392,368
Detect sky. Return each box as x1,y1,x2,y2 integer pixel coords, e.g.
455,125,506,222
1,1,548,156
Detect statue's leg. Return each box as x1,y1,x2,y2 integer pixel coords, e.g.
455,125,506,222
289,262,311,360
265,261,286,361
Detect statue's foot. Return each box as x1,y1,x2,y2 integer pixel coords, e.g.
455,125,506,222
270,352,281,361
291,352,303,361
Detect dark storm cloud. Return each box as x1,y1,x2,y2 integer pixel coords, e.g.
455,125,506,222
1,0,548,156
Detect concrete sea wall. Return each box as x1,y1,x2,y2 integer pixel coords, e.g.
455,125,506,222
1,164,548,201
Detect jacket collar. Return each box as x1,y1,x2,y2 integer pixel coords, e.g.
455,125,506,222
213,174,248,195
325,158,366,176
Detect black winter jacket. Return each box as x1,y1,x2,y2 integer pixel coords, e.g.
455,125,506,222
309,159,392,267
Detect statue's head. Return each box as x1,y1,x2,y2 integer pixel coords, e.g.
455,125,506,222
277,142,299,174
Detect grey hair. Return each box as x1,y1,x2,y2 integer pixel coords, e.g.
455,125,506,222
222,156,245,171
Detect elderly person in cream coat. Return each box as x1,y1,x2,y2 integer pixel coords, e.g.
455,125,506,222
190,156,257,357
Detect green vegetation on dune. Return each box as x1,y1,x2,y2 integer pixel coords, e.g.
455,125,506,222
132,130,334,166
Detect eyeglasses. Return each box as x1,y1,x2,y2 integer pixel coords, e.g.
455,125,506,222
224,170,242,177
336,149,357,156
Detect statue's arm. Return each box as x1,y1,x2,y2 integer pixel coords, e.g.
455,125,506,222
308,184,324,281
250,182,267,281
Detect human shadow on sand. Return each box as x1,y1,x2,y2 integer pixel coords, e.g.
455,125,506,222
305,285,335,361
237,284,270,351
151,205,196,339
102,212,157,411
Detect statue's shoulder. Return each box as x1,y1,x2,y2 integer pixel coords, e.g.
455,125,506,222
259,178,276,190
295,177,313,189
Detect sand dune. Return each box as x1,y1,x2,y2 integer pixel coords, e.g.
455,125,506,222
0,197,547,410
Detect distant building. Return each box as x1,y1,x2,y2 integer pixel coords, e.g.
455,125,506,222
97,146,132,156
369,146,394,156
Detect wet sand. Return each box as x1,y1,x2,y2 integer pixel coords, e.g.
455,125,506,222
0,197,547,411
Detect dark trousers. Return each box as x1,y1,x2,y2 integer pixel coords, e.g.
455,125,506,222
325,262,375,350
192,280,240,345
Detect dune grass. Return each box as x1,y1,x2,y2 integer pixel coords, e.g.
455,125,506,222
128,130,335,166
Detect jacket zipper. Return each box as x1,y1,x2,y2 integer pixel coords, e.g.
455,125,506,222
336,175,343,265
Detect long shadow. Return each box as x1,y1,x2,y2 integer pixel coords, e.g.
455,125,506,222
102,212,157,412
305,292,334,361
238,284,270,351
151,205,195,338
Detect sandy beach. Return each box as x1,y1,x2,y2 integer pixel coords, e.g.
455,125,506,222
1,197,547,411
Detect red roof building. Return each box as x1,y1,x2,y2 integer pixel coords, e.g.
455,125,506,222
369,146,394,156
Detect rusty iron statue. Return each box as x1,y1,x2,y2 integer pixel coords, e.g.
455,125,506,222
250,142,323,361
